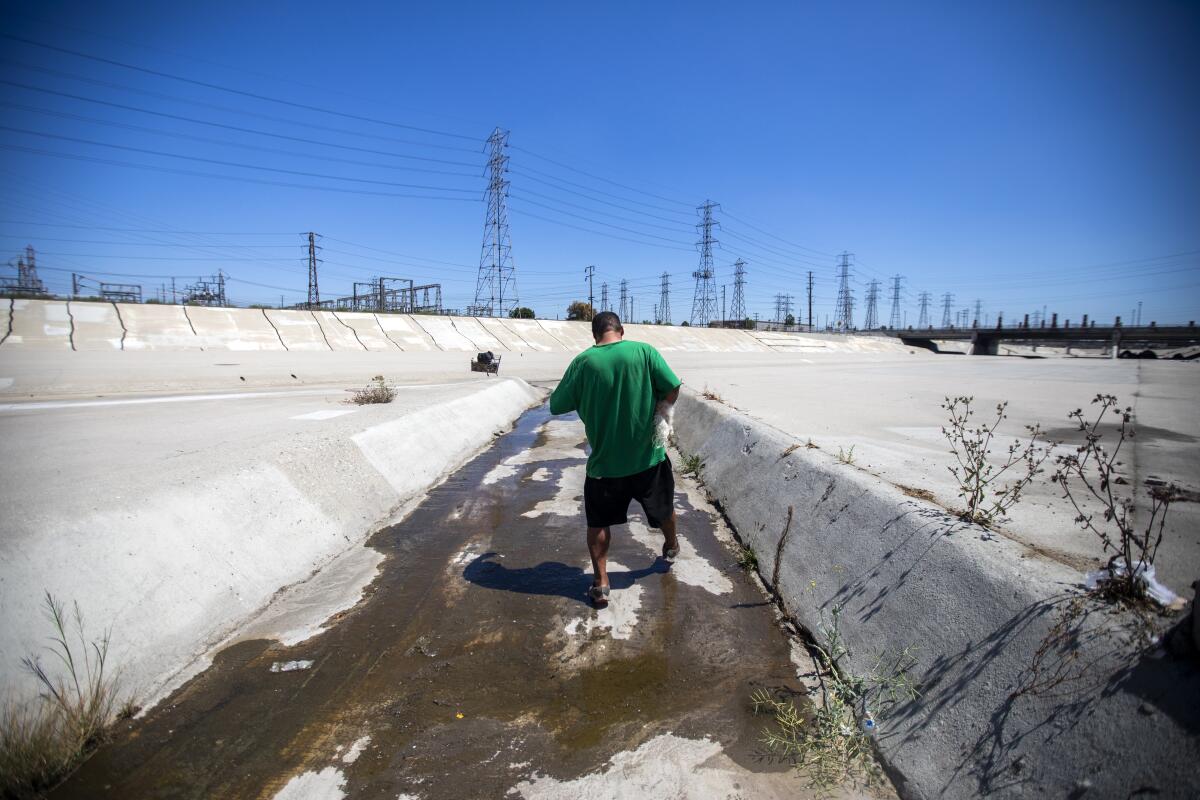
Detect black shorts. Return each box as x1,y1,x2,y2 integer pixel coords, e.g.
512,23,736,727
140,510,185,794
584,457,675,529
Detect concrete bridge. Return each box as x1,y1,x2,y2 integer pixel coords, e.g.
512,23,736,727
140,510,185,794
885,321,1200,356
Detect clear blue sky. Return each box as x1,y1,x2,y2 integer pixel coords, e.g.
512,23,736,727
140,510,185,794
1,0,1197,325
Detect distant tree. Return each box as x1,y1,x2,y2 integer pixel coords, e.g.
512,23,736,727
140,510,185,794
680,320,690,327
785,313,795,326
744,317,754,329
566,301,595,321
248,303,273,309
144,298,164,304
509,306,535,319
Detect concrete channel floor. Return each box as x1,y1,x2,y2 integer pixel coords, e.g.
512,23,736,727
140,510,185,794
51,405,894,800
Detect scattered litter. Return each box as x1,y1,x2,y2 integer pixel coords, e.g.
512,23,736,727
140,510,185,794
1083,560,1180,606
270,660,314,673
455,712,464,719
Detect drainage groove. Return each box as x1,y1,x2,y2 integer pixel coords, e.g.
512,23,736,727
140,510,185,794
261,308,289,351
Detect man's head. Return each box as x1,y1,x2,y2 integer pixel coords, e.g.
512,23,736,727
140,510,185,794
591,311,623,343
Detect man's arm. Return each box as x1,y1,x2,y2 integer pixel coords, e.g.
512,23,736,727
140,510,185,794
648,346,682,404
548,362,578,415
662,385,680,405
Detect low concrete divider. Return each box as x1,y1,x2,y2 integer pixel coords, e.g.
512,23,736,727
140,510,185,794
672,390,1198,799
0,378,544,714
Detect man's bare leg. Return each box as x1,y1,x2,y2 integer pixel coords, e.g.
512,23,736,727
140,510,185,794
587,526,611,589
659,512,679,558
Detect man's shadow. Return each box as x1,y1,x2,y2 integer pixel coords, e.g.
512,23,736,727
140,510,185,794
462,552,668,605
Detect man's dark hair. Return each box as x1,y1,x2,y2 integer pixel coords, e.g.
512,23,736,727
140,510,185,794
591,311,623,340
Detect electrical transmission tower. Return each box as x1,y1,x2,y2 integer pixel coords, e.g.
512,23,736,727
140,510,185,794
730,259,747,323
306,232,322,308
973,299,983,328
834,252,854,330
690,200,719,327
889,275,903,329
472,127,517,317
864,280,881,329
941,292,954,328
917,291,931,328
773,293,794,325
619,279,629,320
658,272,671,324
600,282,609,312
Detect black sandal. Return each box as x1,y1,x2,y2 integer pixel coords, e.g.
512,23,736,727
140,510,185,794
588,584,610,607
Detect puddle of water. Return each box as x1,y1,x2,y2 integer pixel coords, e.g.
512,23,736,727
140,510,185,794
52,405,823,800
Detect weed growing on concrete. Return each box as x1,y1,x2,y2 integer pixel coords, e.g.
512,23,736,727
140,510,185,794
1,593,122,798
700,387,724,403
1051,394,1180,604
941,396,1050,526
736,545,758,572
350,374,395,405
752,605,917,791
836,445,856,465
681,453,704,477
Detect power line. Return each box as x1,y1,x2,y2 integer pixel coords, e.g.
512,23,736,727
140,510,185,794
2,35,482,141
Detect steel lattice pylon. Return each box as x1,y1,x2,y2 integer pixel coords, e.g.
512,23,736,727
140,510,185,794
730,259,747,322
472,128,518,317
690,200,719,326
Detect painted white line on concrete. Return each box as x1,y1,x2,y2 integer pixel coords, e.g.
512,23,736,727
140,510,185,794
292,408,359,421
0,389,338,412
0,381,478,413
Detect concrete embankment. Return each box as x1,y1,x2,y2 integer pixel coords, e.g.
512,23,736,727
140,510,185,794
0,377,544,711
0,298,916,356
672,390,1200,799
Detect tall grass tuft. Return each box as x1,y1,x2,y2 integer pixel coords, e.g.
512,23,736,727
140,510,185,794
1,592,122,798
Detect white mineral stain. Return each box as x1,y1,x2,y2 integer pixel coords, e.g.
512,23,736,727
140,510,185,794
272,766,345,799
269,660,313,673
522,464,585,519
627,520,732,595
341,735,370,764
510,733,798,799
562,559,642,640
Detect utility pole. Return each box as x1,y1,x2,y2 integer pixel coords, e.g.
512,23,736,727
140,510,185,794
730,259,747,323
659,272,671,324
472,127,517,316
864,280,880,330
1137,300,1143,326
917,291,931,329
619,279,629,320
889,275,903,329
721,285,726,324
941,292,954,329
306,231,321,308
585,265,595,312
807,270,814,330
690,200,719,327
834,252,854,331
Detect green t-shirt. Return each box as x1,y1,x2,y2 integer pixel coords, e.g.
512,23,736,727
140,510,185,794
549,339,682,479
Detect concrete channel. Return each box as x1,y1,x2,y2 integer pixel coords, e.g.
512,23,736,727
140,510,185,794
51,406,883,800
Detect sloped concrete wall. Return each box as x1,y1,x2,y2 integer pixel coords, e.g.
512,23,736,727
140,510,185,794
2,299,72,348
410,315,476,351
376,314,437,351
263,309,331,351
69,301,124,350
332,312,398,352
121,304,205,350
186,306,286,351
672,390,1199,799
311,311,364,351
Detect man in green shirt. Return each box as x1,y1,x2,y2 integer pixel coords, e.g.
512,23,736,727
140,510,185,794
549,311,682,607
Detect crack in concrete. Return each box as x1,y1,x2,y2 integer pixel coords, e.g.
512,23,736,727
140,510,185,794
180,304,203,350
111,301,127,350
450,318,480,350
771,505,794,592
533,319,572,350
261,308,289,351
408,315,445,351
372,314,404,351
309,310,333,351
0,297,12,345
65,300,77,351
495,317,535,350
330,312,366,350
